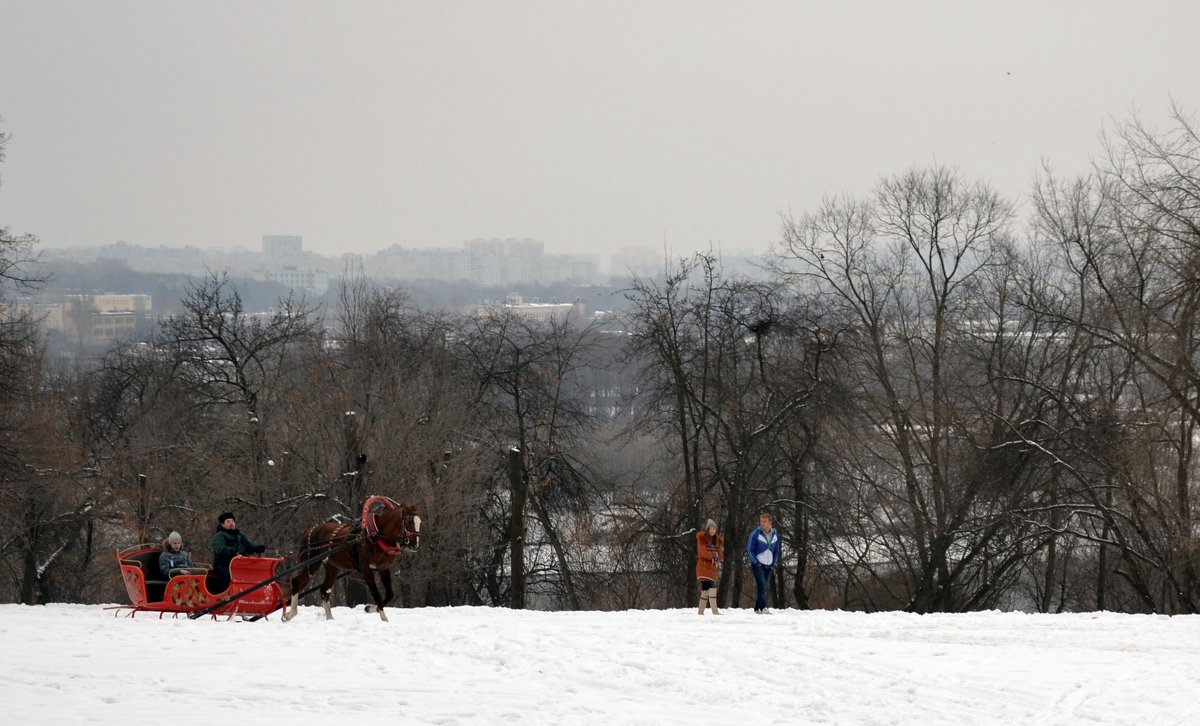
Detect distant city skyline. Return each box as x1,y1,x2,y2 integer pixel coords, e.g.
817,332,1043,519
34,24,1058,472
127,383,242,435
40,229,764,261
41,233,766,276
42,233,735,290
3,2,1199,258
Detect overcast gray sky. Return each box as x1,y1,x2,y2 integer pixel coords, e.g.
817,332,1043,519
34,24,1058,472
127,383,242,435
1,1,1198,258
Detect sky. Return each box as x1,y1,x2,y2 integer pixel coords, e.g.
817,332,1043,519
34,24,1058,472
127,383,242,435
3,604,1199,724
1,2,1198,259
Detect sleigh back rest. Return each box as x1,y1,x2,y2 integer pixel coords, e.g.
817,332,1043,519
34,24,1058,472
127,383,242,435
117,544,167,603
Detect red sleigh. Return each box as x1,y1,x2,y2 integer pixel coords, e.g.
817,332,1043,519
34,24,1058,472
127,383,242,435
113,542,284,618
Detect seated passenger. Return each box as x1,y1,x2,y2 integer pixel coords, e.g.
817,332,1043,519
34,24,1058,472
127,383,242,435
211,512,266,591
158,531,194,579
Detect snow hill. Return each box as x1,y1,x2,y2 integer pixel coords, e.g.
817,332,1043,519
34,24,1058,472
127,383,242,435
0,604,1196,725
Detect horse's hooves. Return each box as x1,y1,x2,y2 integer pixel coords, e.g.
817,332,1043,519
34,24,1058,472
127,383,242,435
364,605,377,613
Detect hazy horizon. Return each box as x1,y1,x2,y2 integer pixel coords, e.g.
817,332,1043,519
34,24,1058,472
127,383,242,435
35,233,763,261
2,1,1199,258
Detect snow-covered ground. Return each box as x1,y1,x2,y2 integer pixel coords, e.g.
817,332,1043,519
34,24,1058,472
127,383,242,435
1,604,1197,725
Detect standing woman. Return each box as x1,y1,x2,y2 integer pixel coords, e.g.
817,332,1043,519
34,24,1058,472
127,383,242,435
696,518,724,615
747,511,781,614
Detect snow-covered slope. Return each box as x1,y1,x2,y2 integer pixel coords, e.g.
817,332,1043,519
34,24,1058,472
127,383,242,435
1,604,1196,725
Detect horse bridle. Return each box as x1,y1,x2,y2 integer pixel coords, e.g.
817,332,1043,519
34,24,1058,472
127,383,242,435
382,509,421,550
364,499,421,554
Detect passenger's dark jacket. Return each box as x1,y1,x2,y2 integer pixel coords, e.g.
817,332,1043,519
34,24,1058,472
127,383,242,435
210,527,264,588
159,541,194,579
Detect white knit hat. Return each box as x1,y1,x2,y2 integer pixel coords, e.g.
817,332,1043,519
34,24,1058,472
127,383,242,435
167,531,182,544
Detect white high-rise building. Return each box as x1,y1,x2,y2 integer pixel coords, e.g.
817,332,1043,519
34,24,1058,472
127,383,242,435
262,235,303,260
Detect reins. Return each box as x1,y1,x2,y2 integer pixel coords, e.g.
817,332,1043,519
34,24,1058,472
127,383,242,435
187,536,359,620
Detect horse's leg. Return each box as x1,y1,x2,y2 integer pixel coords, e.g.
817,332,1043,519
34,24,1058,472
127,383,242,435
378,569,395,623
319,565,339,620
282,591,299,622
282,560,315,623
286,526,334,622
362,568,389,622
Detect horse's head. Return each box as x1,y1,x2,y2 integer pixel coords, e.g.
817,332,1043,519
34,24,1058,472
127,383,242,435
378,502,422,552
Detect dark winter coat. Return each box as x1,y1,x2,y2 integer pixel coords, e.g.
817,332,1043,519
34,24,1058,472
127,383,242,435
695,531,724,582
210,527,262,577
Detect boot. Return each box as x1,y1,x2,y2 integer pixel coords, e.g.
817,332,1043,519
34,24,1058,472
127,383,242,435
708,590,720,615
698,594,708,615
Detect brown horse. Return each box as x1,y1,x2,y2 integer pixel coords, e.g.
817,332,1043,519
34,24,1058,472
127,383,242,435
282,497,421,622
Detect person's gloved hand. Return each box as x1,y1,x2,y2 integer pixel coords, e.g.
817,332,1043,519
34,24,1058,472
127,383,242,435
252,544,266,554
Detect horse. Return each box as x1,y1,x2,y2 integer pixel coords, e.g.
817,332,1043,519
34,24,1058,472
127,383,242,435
281,497,421,622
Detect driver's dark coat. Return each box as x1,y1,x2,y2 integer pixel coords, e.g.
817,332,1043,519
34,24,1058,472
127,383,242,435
210,527,259,578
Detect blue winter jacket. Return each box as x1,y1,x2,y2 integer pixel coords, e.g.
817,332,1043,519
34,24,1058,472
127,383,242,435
159,546,194,578
747,526,781,568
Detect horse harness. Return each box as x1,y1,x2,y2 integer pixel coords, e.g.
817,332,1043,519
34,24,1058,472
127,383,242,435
299,497,417,572
360,495,417,559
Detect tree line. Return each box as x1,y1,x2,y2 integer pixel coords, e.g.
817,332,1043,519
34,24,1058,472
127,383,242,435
3,108,1200,614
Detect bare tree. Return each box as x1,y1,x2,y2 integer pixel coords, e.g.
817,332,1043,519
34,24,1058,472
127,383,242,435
773,166,1032,613
157,272,319,494
318,278,495,607
1027,107,1200,613
0,352,99,604
624,253,846,609
0,122,47,435
0,122,99,605
462,308,597,609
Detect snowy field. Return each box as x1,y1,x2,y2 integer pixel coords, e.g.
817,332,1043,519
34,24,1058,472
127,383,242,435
1,604,1198,725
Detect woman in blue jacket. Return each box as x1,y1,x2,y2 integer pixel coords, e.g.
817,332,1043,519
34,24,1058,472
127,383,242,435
746,512,781,614
158,531,194,578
